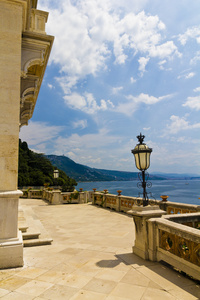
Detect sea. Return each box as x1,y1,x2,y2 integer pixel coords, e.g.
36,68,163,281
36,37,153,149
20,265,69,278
77,179,200,205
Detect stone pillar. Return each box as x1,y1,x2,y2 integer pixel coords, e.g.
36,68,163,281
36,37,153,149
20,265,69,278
79,192,84,203
147,218,159,261
51,190,62,205
128,206,166,260
0,0,24,268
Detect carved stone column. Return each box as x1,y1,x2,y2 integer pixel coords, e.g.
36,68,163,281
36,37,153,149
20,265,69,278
0,0,25,268
0,0,53,269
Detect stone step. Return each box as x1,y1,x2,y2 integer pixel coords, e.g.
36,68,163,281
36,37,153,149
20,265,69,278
22,231,41,240
18,209,28,232
18,204,53,248
19,224,28,233
23,238,53,247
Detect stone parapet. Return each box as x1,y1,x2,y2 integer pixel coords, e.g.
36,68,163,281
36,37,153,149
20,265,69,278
148,213,200,280
91,191,200,214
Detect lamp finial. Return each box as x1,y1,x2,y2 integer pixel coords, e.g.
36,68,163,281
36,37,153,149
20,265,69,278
137,133,145,144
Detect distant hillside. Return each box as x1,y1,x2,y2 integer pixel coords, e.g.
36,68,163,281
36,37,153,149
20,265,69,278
46,155,115,182
46,155,168,182
94,169,165,181
18,140,77,190
151,172,200,180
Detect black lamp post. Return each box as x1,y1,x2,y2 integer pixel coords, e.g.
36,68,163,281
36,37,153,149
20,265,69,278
53,169,59,188
131,133,152,206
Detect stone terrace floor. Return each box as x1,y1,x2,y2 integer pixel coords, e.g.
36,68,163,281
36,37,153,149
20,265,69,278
0,199,200,300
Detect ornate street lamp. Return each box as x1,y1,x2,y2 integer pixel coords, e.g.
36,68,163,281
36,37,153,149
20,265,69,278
53,169,59,188
131,133,152,206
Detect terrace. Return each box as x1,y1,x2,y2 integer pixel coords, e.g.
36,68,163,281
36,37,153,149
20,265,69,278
0,197,199,299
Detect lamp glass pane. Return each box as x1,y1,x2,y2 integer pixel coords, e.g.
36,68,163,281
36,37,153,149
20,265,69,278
134,153,140,170
139,152,147,170
146,152,150,169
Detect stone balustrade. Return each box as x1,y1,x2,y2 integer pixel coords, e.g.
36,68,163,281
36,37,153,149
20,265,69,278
21,188,200,214
28,189,43,199
92,191,200,214
21,188,91,205
148,213,200,280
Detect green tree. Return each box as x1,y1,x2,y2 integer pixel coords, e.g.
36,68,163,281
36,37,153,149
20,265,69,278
18,139,77,190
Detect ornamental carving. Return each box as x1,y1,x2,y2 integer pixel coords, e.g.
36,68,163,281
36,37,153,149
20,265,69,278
159,229,200,266
20,32,53,127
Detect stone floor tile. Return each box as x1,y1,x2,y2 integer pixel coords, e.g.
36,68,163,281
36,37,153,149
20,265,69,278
0,288,10,297
70,242,92,249
116,252,156,268
168,284,200,300
39,284,78,300
48,262,76,274
0,291,34,300
137,265,190,291
15,280,53,297
0,269,22,280
72,265,101,277
141,287,177,300
109,282,146,299
148,263,197,288
121,268,151,287
36,270,66,284
83,278,117,294
16,267,47,279
88,245,107,252
95,269,127,282
104,258,132,272
78,249,103,259
57,273,92,289
70,289,107,300
106,295,133,300
0,272,14,282
86,257,115,270
104,246,124,253
58,247,82,256
0,276,31,291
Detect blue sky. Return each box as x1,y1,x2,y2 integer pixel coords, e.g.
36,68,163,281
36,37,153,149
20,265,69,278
20,0,200,174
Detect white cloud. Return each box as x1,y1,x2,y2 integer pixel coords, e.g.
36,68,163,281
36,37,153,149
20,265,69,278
64,93,87,110
64,92,114,114
115,93,171,116
138,57,149,75
178,26,200,45
178,71,195,80
130,77,136,83
143,127,151,131
194,87,200,92
185,72,195,79
183,96,200,111
190,51,200,65
167,115,200,134
107,100,115,108
19,121,63,149
47,83,54,89
38,1,180,94
72,119,88,129
52,128,123,162
112,86,123,94
149,41,181,59
158,59,167,70
57,76,79,95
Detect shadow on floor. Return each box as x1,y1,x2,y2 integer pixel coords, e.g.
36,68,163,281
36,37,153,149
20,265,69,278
96,252,200,299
